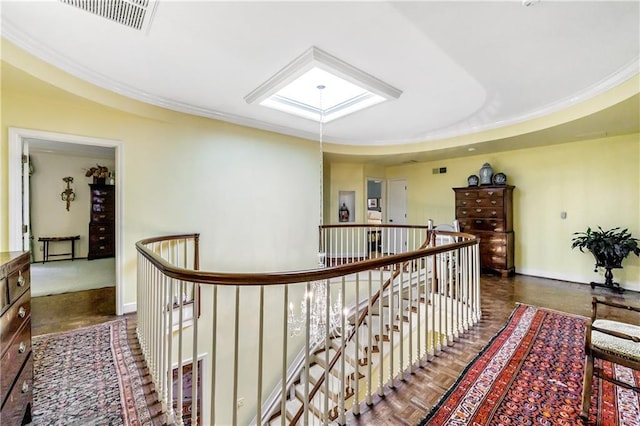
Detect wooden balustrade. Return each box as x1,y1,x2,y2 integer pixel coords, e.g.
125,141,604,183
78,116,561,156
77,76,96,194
135,225,480,426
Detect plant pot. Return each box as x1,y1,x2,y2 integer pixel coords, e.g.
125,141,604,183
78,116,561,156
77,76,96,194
93,177,106,185
592,252,624,270
591,256,625,293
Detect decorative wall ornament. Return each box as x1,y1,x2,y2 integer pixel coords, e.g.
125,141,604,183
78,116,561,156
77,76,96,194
60,176,76,211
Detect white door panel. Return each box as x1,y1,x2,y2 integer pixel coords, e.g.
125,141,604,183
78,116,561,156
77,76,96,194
385,179,407,254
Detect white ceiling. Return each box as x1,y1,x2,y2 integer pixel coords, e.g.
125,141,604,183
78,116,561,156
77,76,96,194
1,1,639,149
27,138,115,159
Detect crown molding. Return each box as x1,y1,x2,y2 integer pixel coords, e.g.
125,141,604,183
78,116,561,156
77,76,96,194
2,20,638,148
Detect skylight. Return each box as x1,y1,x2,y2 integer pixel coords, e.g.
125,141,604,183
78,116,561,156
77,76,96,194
245,47,401,123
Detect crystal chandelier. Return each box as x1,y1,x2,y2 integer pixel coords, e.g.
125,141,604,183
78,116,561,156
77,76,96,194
288,252,346,347
288,85,348,347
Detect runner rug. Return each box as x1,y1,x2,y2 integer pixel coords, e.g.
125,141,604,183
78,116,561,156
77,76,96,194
31,319,152,425
419,304,640,426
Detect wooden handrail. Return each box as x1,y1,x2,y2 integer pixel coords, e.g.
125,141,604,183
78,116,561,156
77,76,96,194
321,224,441,230
136,230,476,286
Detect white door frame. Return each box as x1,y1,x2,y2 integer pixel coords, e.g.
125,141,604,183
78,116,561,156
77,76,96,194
8,127,125,315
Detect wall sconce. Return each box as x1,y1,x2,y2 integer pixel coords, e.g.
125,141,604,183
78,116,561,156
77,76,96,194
61,176,76,211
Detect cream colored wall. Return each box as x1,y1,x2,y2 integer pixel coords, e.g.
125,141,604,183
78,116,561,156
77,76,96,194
29,151,115,261
1,88,321,279
1,54,321,424
380,133,640,290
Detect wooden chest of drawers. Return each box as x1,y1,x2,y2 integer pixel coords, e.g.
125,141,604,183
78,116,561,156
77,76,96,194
0,251,32,425
453,186,515,276
88,184,115,260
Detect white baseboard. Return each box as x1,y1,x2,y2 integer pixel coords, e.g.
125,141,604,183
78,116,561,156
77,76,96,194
517,268,640,292
122,302,137,314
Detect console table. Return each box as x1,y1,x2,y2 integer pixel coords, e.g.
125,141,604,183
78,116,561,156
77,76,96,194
38,236,80,263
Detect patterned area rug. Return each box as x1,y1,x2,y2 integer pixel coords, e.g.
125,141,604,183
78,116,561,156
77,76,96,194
31,319,152,425
419,304,640,425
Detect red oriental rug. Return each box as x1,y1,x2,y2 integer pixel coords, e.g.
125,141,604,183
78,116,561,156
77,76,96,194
31,319,152,425
419,304,640,426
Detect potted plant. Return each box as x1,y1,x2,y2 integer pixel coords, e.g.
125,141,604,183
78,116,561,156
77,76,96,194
85,164,109,184
571,226,640,292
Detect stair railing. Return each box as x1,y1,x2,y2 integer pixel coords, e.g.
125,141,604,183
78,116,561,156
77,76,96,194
288,231,435,425
136,225,480,426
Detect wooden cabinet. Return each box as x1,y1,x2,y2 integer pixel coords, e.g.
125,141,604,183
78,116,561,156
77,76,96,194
88,184,115,260
453,185,515,276
0,251,32,425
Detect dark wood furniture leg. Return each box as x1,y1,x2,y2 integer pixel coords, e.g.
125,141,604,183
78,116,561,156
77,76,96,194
37,236,80,263
42,240,48,264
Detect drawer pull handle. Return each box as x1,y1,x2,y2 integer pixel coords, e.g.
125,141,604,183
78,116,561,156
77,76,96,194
464,192,470,196
475,220,482,224
17,274,25,287
21,381,29,393
476,209,482,213
488,191,494,195
18,306,26,318
18,342,26,353
492,211,497,215
476,199,482,203
99,246,105,250
462,210,467,215
491,200,497,205
99,236,106,241
99,227,106,232
99,215,106,219
462,201,467,206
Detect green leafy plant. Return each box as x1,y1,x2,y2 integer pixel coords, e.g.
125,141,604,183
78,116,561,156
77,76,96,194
571,226,640,271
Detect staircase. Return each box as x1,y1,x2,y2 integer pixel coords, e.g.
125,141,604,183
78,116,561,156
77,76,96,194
267,263,447,425
136,227,480,426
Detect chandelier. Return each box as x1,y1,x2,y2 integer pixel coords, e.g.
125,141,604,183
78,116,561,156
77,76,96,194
288,84,348,347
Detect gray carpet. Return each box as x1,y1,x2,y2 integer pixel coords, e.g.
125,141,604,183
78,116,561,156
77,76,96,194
30,258,115,297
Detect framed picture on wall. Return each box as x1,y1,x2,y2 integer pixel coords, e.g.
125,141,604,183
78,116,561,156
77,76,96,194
368,198,378,209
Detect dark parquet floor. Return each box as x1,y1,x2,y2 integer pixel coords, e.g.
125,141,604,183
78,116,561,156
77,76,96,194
31,274,640,425
346,274,640,425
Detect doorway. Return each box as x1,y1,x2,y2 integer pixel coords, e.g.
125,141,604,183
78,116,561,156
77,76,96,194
8,127,124,315
385,179,408,254
366,178,383,217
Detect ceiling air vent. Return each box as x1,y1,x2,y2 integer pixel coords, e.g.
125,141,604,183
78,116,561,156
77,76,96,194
59,0,158,32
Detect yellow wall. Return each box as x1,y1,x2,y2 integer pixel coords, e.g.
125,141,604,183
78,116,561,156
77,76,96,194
0,47,322,287
356,133,640,290
328,162,365,224
1,54,323,425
